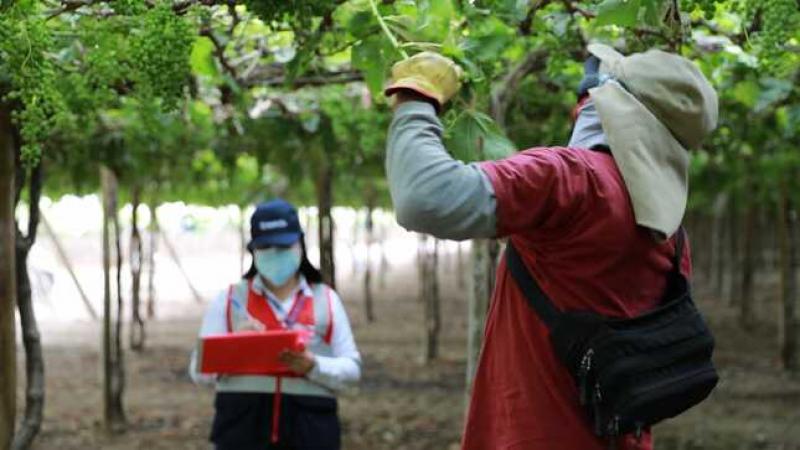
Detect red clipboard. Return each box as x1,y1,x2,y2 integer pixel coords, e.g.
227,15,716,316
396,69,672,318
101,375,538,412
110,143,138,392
198,330,306,377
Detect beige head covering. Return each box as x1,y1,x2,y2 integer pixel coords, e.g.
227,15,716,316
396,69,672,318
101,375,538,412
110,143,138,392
587,44,718,238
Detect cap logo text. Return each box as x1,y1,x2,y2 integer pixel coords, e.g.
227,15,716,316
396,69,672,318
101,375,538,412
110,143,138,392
259,219,288,231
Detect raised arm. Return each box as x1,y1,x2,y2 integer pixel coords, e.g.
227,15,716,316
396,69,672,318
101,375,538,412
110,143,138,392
386,96,497,241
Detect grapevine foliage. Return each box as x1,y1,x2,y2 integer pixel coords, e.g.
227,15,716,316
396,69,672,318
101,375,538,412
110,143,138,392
241,0,338,31
0,5,67,165
1,0,798,210
113,0,148,16
129,5,195,109
681,0,719,19
758,0,800,74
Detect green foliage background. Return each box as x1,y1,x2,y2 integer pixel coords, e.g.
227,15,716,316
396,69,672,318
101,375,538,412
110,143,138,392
0,0,798,212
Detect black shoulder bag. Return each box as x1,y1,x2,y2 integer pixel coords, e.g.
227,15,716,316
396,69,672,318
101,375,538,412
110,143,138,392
505,230,718,439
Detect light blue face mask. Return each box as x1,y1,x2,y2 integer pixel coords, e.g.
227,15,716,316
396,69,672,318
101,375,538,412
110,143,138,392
254,246,302,287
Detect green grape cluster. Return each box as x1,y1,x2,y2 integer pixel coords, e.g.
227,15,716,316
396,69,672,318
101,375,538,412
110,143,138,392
84,32,127,91
113,0,147,16
0,11,67,165
759,0,800,73
241,0,336,28
129,6,194,109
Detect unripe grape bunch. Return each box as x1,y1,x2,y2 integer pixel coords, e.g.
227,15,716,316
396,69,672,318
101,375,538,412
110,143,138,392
129,6,194,108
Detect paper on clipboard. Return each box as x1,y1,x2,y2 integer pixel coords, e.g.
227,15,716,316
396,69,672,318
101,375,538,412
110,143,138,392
198,330,306,376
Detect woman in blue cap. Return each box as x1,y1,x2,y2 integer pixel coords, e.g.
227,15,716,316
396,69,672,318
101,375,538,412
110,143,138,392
190,199,361,450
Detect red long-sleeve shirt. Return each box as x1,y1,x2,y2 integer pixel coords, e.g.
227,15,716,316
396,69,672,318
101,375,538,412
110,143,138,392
461,147,691,450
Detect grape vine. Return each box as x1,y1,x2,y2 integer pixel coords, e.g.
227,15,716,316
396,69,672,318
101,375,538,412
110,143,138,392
0,7,66,166
241,0,337,28
759,0,800,74
129,5,195,109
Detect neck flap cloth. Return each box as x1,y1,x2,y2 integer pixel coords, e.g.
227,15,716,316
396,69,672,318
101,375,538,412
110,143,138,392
586,44,718,238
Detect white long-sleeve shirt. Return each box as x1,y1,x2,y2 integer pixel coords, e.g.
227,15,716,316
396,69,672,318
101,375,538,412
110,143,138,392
189,275,361,393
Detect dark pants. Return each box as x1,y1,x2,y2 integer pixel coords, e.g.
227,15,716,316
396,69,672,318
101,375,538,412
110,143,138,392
211,392,341,450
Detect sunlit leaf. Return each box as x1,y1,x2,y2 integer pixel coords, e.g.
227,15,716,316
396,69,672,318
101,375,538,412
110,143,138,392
190,38,217,78
595,0,642,27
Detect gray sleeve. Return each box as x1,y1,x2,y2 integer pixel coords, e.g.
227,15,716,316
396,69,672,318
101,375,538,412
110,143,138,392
386,101,497,241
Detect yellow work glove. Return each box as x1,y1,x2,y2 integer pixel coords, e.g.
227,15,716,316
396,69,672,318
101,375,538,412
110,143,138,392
384,51,463,110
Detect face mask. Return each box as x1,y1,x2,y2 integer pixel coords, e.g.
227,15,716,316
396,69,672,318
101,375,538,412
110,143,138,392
254,246,302,287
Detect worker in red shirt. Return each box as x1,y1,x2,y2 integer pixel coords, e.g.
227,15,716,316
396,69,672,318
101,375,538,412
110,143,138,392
383,45,718,450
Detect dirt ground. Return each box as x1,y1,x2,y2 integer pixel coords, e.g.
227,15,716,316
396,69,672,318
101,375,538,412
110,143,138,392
15,239,800,450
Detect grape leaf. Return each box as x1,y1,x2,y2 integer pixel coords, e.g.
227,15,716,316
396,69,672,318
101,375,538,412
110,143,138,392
351,36,392,99
190,37,218,78
595,0,642,27
445,110,517,162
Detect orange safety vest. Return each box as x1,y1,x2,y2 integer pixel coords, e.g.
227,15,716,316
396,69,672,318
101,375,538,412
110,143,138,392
225,278,333,346
221,278,335,444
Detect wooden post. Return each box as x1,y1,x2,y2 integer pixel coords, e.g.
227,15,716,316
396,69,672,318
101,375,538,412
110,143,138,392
146,201,159,319
0,104,17,450
364,191,376,322
727,198,740,306
316,158,336,289
419,235,441,363
101,167,126,431
129,189,145,351
778,178,799,371
456,241,465,286
379,222,389,290
316,118,337,289
740,201,757,330
466,239,497,393
12,163,46,450
710,193,728,296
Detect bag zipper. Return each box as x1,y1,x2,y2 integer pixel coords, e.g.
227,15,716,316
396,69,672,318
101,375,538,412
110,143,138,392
592,380,603,436
578,348,595,405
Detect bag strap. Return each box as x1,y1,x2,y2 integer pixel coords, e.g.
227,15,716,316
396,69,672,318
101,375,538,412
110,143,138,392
505,242,560,329
505,227,686,331
672,227,685,276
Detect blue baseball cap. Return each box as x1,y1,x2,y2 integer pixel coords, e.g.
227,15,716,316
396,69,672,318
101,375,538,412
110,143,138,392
248,199,303,250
